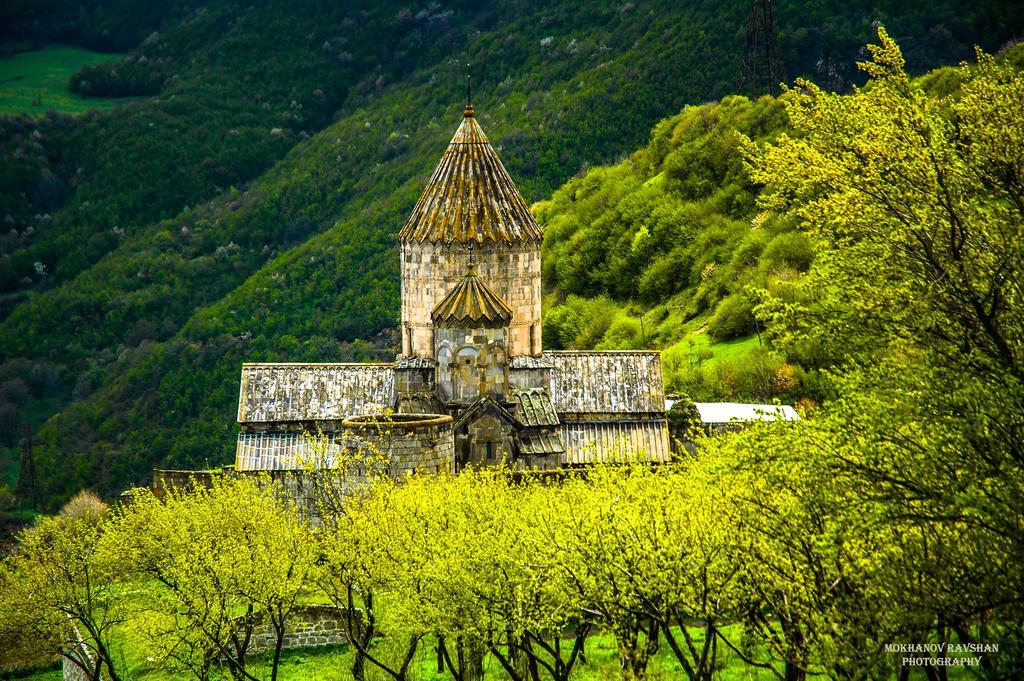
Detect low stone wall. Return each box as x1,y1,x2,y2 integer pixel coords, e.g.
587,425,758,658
63,657,92,681
62,629,97,681
247,605,350,652
151,468,219,498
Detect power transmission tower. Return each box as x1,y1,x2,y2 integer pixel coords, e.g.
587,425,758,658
16,423,39,509
742,0,783,98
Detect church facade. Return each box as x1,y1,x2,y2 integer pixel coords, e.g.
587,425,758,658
233,103,671,473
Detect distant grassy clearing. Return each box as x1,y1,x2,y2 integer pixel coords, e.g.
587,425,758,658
0,46,136,115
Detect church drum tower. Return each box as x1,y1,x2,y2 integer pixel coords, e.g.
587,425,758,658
398,103,543,360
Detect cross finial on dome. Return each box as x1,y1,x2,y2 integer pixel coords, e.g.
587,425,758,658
397,82,544,244
464,68,474,118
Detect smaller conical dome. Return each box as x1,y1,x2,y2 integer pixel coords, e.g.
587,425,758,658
432,264,513,329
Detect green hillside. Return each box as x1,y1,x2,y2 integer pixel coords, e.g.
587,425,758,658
538,93,806,402
0,0,1022,508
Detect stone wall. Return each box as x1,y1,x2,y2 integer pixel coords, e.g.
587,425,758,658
509,365,551,391
435,327,508,403
248,605,350,652
151,468,218,498
462,411,516,467
62,629,97,681
63,657,93,681
400,240,542,358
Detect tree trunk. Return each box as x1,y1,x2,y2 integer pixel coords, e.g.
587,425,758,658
458,637,485,681
616,618,658,681
270,620,285,681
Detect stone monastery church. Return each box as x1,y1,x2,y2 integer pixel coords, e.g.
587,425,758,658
232,103,671,473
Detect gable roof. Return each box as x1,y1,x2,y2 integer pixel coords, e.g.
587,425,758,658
544,351,666,414
397,106,543,244
452,395,519,431
518,429,565,457
432,264,513,329
510,388,560,427
238,363,394,423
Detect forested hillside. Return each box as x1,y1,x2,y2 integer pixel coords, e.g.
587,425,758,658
538,94,808,402
1,0,1021,508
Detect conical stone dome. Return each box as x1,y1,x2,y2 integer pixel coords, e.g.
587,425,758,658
431,263,513,329
398,105,543,244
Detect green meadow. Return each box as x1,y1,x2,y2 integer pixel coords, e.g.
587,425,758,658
0,46,134,114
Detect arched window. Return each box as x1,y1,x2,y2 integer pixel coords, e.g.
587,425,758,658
436,344,453,402
454,346,481,402
456,346,479,365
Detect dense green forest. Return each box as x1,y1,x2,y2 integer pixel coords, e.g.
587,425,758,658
0,0,1022,509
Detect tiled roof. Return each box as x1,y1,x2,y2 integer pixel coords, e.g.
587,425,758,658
237,364,394,423
518,429,565,456
395,356,437,369
397,107,543,244
559,419,671,464
431,265,513,329
510,388,560,427
544,351,666,414
396,392,446,415
509,355,553,369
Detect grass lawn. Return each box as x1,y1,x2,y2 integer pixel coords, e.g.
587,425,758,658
668,329,763,370
11,624,781,680
0,46,137,115
7,603,991,680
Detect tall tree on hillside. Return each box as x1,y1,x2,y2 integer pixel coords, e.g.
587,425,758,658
744,27,1024,677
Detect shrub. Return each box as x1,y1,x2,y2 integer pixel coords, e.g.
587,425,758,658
707,293,756,341
597,314,644,349
59,490,108,521
542,295,621,349
69,60,165,98
638,248,689,302
761,231,814,272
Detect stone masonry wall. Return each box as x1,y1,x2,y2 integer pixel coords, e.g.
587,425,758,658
248,605,349,652
62,629,97,681
400,240,541,358
63,656,93,681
